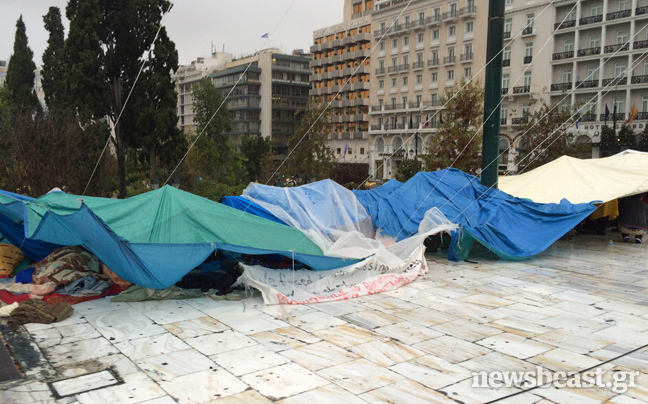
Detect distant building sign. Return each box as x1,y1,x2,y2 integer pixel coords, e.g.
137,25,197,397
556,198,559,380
314,17,371,38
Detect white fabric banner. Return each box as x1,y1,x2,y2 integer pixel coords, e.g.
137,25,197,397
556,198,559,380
238,245,427,305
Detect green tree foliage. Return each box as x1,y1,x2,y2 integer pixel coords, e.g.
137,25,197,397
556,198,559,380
64,0,108,121
241,135,272,181
423,79,484,174
6,16,40,113
639,125,648,152
514,100,588,171
185,78,247,196
123,27,186,180
617,124,637,148
0,105,112,196
282,101,335,183
395,157,422,182
42,7,67,109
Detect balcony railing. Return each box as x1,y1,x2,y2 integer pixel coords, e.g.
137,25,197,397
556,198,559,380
501,87,509,95
602,77,627,86
443,55,456,64
500,118,508,125
575,80,598,88
550,82,572,91
513,86,530,94
522,27,534,35
395,22,411,32
635,40,648,50
638,6,648,15
412,61,424,69
552,51,574,60
580,114,597,122
606,9,631,20
375,67,385,75
554,19,576,30
442,10,458,20
577,47,601,57
637,112,648,120
600,113,625,121
388,66,399,73
523,55,533,64
428,58,440,67
631,75,648,84
503,31,511,39
579,14,603,25
370,124,382,130
460,52,473,62
604,43,629,53
399,63,410,72
512,117,529,125
426,15,442,25
459,5,476,17
411,19,426,30
374,28,388,38
502,59,511,67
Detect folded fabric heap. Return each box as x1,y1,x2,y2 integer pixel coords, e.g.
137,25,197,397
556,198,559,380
8,299,73,326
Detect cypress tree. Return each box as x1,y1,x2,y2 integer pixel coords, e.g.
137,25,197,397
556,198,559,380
6,16,39,112
42,7,67,109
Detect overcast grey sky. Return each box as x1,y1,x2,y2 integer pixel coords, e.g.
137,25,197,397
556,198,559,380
1,0,345,67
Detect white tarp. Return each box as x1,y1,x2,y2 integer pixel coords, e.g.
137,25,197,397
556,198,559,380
239,180,458,304
499,150,648,204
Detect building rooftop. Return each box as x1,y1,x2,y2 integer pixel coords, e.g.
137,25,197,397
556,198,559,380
1,234,647,403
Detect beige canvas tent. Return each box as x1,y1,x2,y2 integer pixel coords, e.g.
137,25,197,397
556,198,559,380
499,150,648,204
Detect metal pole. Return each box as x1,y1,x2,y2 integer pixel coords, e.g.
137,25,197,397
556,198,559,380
613,104,618,155
481,0,505,188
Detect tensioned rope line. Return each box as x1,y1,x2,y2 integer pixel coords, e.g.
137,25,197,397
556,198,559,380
164,0,299,187
264,0,419,185
82,2,173,196
390,0,568,240
352,0,563,196
128,1,301,234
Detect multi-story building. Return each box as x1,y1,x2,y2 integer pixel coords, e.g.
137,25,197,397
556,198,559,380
211,49,311,153
0,60,7,88
310,0,373,175
502,0,648,171
368,0,484,180
174,52,233,134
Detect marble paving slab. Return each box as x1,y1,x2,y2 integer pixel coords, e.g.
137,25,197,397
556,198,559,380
388,354,472,390
114,333,190,361
413,335,492,363
240,363,329,401
161,316,230,339
158,367,249,403
211,344,290,376
359,379,458,404
76,372,166,404
311,324,381,348
250,326,321,352
374,320,444,345
476,333,554,360
51,370,119,397
317,358,405,395
279,341,359,371
135,349,216,382
43,337,120,367
184,329,256,356
277,383,369,404
348,339,426,367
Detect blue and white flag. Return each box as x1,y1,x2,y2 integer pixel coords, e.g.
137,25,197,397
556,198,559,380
575,107,581,129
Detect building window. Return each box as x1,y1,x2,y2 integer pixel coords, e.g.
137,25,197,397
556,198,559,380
416,74,423,84
447,69,455,80
337,148,341,154
615,62,627,78
617,30,628,45
562,69,572,83
464,67,472,78
501,104,508,119
523,71,531,87
526,13,534,28
379,80,385,89
613,97,624,113
391,77,397,87
403,36,410,46
465,21,474,33
505,0,513,5
522,103,529,115
392,38,398,48
432,29,440,40
417,32,424,44
587,65,598,81
591,3,602,16
503,46,511,60
360,147,365,154
418,11,425,23
502,73,510,89
379,41,386,51
524,43,533,57
402,77,408,86
448,25,456,37
431,72,438,82
589,34,600,48
504,18,512,33
642,96,648,112
564,39,574,52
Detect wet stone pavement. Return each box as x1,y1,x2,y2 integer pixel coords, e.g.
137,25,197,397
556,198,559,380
0,234,647,404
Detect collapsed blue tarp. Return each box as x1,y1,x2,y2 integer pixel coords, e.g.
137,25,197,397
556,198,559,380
0,191,62,260
0,187,357,289
352,179,402,220
364,169,597,260
221,196,286,225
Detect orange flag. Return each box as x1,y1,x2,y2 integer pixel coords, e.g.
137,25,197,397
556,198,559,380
626,103,639,123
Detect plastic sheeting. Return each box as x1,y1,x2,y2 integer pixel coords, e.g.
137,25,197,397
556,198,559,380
0,186,356,289
366,169,597,260
353,179,403,221
499,151,648,204
221,196,286,225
